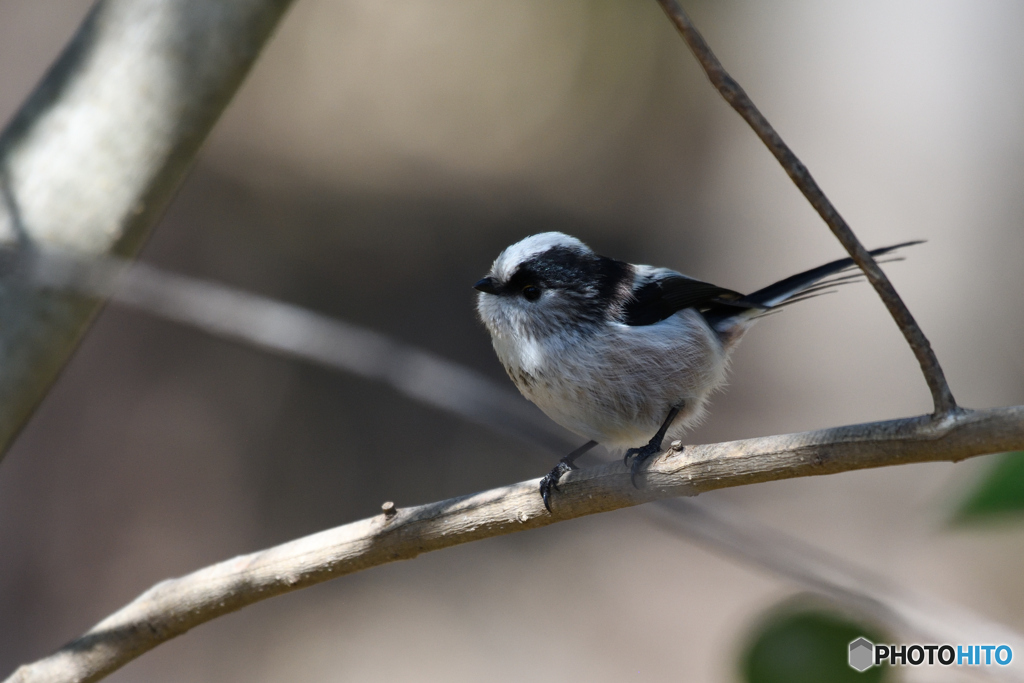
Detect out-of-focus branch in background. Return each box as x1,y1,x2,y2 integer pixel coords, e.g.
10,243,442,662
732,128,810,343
28,247,573,455
6,248,1023,683
0,0,294,463
650,500,1024,682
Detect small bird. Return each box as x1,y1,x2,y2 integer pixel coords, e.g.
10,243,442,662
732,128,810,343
474,232,918,511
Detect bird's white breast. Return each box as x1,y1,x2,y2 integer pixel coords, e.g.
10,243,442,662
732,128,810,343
491,308,728,451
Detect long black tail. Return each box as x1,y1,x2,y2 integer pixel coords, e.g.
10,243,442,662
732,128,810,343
703,241,923,333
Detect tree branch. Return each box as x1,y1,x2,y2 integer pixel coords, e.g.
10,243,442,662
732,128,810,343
0,7,1003,680
654,0,957,416
7,405,1023,683
27,248,1024,679
0,0,294,463
37,249,1024,676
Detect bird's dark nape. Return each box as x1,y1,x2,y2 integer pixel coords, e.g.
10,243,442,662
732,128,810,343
702,240,923,329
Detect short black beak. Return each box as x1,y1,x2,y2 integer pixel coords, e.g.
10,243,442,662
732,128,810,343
474,276,500,295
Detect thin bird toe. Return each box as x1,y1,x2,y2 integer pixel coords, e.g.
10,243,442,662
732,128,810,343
539,478,555,513
538,461,574,512
628,444,659,488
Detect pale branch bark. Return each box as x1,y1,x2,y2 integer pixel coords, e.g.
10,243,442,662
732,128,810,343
0,0,294,463
654,0,957,416
7,405,1024,683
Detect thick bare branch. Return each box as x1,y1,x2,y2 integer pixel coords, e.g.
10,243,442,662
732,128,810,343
7,405,1023,683
654,0,957,416
0,0,294,462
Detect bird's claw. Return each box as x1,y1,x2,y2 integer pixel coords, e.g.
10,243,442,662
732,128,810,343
539,460,576,512
624,443,661,488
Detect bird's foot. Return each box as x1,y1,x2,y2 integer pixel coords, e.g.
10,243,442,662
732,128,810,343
539,460,577,513
623,442,664,488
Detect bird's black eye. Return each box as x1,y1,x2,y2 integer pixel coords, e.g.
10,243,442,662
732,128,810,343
522,285,542,301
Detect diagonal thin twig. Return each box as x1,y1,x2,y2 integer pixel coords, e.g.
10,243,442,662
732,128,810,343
654,0,957,417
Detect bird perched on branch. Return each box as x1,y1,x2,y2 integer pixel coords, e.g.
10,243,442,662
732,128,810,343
474,232,918,511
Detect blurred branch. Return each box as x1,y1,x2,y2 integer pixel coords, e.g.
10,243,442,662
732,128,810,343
60,254,1020,677
27,248,573,454
6,379,1024,681
16,249,1024,682
654,0,957,417
0,0,294,463
651,500,1024,682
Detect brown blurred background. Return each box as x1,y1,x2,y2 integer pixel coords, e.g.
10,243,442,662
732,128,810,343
2,1,1024,681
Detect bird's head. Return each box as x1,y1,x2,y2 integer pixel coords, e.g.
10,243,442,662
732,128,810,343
475,232,632,341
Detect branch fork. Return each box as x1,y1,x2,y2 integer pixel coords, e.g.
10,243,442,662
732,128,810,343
654,0,957,416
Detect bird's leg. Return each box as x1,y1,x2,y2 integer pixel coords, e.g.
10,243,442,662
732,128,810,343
623,405,682,487
539,440,598,512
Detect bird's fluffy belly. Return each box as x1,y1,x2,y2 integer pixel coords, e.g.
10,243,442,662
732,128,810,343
495,309,727,451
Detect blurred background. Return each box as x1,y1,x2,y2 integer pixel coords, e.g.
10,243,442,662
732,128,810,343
2,0,1024,681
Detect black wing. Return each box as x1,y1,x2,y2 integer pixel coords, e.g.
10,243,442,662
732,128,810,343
622,274,750,326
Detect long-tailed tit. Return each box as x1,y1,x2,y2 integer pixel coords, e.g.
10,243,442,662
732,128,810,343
474,232,918,511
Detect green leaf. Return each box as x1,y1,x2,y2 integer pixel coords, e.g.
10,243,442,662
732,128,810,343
740,601,892,683
954,451,1024,523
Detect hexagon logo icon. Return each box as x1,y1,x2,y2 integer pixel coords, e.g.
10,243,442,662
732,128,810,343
849,637,874,672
